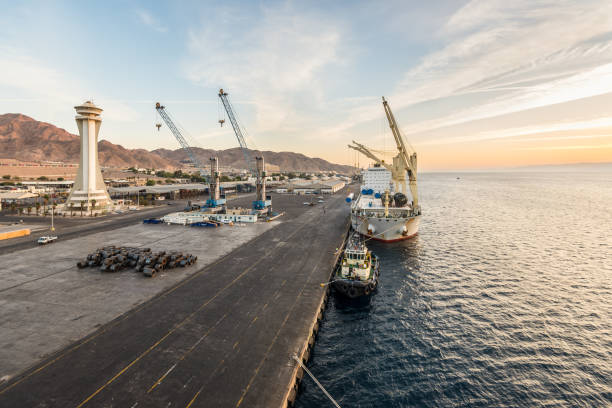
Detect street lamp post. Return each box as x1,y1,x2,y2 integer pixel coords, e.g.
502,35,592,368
50,193,55,231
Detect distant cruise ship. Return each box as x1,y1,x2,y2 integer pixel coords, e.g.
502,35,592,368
348,96,421,242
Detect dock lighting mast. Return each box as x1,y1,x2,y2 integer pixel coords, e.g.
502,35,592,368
218,89,255,174
155,102,206,178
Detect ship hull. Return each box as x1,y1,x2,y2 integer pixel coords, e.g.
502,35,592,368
350,212,420,243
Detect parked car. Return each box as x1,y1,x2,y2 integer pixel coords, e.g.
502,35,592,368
38,236,58,245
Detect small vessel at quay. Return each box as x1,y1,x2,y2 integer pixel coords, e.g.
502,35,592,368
332,233,380,298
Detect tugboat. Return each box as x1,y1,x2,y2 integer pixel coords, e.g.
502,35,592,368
332,233,380,298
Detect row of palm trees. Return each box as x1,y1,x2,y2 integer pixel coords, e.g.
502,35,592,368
5,197,99,217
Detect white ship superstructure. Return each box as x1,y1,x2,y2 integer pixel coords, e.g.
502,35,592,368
347,97,421,242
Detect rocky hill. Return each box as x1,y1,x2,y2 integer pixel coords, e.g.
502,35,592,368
152,147,354,173
0,113,354,173
0,113,174,169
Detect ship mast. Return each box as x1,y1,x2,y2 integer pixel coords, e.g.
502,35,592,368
382,97,419,211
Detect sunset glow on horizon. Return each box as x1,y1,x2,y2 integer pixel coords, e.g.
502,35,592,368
1,1,612,171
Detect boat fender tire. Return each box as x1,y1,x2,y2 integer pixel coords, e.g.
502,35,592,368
340,283,349,293
368,282,376,292
348,287,358,298
363,286,371,296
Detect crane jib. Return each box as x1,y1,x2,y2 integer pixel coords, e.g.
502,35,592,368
218,90,255,174
155,104,205,178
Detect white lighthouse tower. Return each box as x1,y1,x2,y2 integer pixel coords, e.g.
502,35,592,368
66,101,112,213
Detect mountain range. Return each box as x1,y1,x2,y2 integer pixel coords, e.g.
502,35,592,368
0,113,354,173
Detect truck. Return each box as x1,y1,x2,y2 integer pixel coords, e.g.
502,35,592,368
37,236,58,245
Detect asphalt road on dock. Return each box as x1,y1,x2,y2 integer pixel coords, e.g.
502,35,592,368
0,203,184,255
0,191,351,407
0,193,253,255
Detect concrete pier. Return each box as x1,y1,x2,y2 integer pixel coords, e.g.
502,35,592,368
0,191,351,407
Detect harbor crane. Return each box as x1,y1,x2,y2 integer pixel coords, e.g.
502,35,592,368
217,89,255,174
218,88,270,211
155,102,206,178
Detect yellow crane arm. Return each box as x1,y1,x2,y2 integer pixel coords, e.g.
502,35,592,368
348,141,393,171
381,97,419,209
381,97,416,176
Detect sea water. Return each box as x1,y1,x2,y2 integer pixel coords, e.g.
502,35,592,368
296,169,611,407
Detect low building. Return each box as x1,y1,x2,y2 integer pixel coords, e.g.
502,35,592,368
108,183,208,202
321,180,345,194
0,191,38,211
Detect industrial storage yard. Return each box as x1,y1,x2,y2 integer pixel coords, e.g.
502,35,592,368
0,190,353,407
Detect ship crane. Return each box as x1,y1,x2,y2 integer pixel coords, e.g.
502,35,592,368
347,141,407,194
382,96,419,211
155,102,206,178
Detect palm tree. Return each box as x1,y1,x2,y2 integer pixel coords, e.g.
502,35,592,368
69,205,74,217
27,206,32,215
43,194,49,215
80,201,85,217
35,202,40,215
10,202,16,213
90,199,96,216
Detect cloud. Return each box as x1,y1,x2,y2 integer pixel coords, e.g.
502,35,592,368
0,45,140,123
422,117,612,145
336,0,612,146
516,143,612,150
182,4,342,137
136,9,167,33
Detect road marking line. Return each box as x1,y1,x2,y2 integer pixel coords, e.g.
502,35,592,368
185,388,201,408
183,358,225,408
0,245,233,397
148,311,231,393
74,221,309,407
236,261,323,407
148,364,177,394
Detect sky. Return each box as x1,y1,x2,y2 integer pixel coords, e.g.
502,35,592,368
1,0,612,171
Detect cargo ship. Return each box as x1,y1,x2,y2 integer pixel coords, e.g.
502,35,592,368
347,97,421,242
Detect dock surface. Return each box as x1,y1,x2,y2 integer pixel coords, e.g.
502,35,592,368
0,192,350,407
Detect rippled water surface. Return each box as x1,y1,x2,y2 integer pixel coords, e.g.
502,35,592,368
296,170,612,408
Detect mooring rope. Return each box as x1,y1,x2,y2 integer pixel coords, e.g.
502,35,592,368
292,355,341,408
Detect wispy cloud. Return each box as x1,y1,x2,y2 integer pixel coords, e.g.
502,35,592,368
336,0,612,146
136,9,167,33
0,45,140,123
516,143,612,150
422,117,612,145
182,4,343,139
